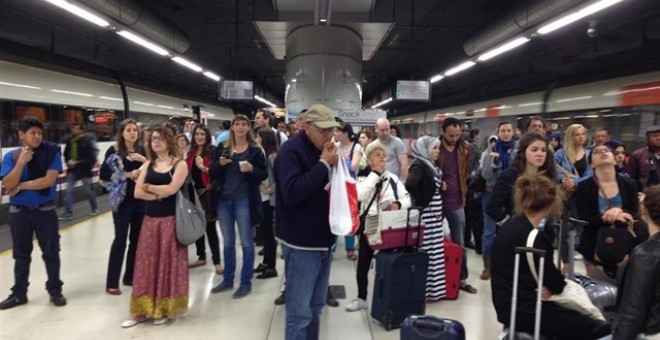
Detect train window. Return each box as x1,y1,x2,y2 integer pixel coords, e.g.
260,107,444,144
0,102,51,147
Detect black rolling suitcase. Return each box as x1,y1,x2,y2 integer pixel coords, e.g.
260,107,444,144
371,207,428,331
400,314,465,340
498,246,548,340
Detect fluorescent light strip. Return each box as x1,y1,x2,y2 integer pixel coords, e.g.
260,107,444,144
555,95,593,103
0,82,41,90
254,95,276,108
44,0,110,27
537,0,626,35
518,102,543,107
133,101,155,106
371,97,393,109
444,61,476,77
156,105,175,109
477,37,530,61
430,74,444,84
203,71,221,82
51,89,93,97
99,96,123,101
171,56,203,72
117,31,169,56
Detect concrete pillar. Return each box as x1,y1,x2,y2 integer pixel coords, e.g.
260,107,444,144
285,25,362,119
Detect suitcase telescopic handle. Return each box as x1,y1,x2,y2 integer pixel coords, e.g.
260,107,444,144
568,217,589,228
411,319,446,332
514,247,545,255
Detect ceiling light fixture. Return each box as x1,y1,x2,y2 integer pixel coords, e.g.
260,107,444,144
371,97,393,109
117,31,169,56
171,56,203,72
477,37,531,61
254,95,277,108
430,74,444,84
536,0,626,35
44,0,110,27
444,61,476,77
203,71,221,82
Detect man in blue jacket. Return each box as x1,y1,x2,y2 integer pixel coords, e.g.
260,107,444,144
0,118,66,310
274,104,339,340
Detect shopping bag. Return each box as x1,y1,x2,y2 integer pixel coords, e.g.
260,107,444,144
328,156,360,236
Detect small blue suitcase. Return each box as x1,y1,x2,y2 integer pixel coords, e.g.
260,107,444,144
400,315,466,340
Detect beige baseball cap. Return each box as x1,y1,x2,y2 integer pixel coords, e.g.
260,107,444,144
304,104,340,129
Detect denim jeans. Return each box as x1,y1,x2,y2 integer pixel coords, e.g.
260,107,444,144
445,208,469,281
9,204,63,296
283,244,332,340
481,192,497,257
217,198,254,287
64,172,97,214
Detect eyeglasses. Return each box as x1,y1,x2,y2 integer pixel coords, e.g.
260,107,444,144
151,135,164,142
592,147,611,155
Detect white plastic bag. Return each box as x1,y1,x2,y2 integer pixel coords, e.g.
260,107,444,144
328,156,359,236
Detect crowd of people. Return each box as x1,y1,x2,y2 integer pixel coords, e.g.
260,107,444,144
1,110,659,340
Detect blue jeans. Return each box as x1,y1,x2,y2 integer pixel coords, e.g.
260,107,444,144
481,192,497,257
64,172,97,214
9,204,62,296
283,245,332,340
217,198,254,287
445,208,469,281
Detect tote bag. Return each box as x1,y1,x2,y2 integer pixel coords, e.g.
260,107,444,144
171,161,207,245
526,229,605,322
328,156,360,236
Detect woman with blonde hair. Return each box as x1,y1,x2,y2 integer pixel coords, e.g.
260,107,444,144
209,114,267,298
121,125,189,327
491,173,610,339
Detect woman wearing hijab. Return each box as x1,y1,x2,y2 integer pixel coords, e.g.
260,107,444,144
405,136,447,301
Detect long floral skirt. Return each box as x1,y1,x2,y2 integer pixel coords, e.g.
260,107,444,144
130,215,188,319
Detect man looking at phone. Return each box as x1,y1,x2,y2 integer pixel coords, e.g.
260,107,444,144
274,104,339,340
0,118,66,309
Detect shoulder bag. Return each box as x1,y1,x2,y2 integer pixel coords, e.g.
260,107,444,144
526,228,605,322
171,160,207,245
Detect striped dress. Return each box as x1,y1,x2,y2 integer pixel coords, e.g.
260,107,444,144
421,177,446,301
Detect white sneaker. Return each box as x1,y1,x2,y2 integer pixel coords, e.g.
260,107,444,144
153,318,168,325
345,298,368,312
121,318,146,328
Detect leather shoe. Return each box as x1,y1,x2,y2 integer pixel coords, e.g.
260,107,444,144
0,295,28,310
258,248,265,256
459,283,478,294
210,281,233,293
274,291,285,305
256,268,278,279
50,294,67,307
326,288,339,307
254,263,268,274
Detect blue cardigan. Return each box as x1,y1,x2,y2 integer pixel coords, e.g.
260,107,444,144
274,132,335,250
554,148,593,184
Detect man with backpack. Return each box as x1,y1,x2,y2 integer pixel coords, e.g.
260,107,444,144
60,123,98,220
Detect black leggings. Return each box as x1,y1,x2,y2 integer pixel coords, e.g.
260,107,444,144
260,201,277,269
194,221,221,264
356,232,375,300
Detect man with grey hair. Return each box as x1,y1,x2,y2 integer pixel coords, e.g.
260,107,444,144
368,118,408,179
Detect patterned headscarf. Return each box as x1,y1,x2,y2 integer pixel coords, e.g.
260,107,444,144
411,136,442,181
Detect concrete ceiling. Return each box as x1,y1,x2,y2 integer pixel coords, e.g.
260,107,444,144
0,0,659,116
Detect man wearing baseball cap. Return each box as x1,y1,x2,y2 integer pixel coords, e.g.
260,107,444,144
274,104,339,339
627,125,660,191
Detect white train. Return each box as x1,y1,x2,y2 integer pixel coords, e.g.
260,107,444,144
391,71,660,152
0,59,234,206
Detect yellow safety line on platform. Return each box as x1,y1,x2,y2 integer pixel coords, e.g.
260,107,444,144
0,211,112,257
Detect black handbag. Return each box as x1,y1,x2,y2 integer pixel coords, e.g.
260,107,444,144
594,221,636,277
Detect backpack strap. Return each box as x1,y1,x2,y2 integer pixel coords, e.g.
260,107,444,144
389,177,399,200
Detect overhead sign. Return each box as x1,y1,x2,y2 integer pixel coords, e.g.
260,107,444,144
336,109,387,125
396,80,431,101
